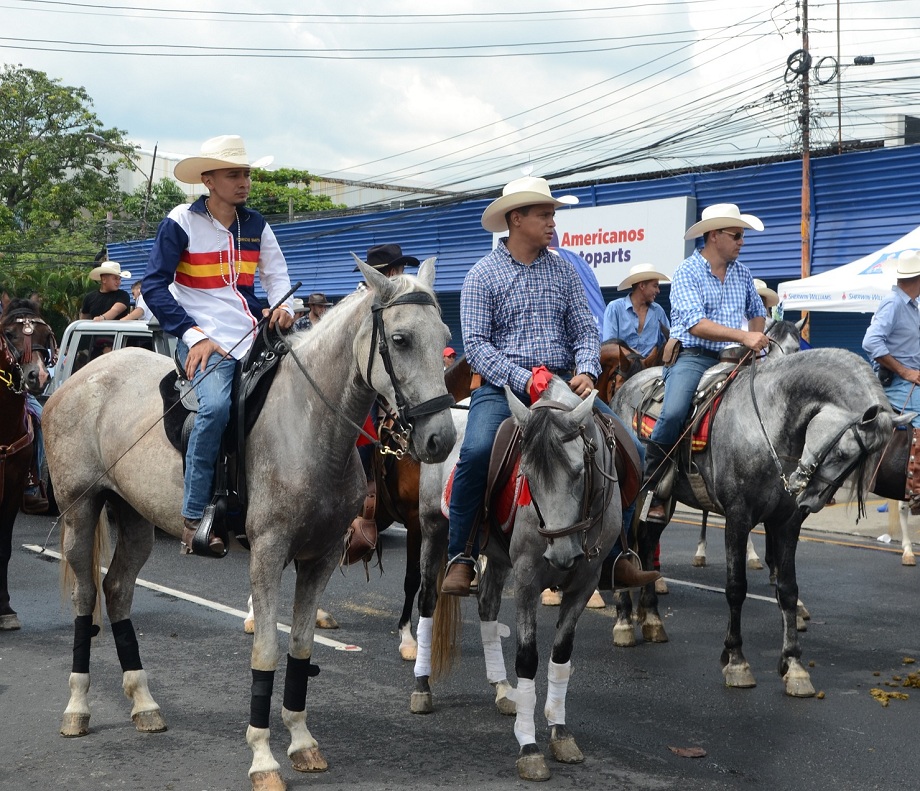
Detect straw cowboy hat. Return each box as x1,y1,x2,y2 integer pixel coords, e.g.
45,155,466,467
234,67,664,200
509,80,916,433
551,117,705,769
617,263,671,291
753,278,779,307
174,135,262,185
89,261,131,281
481,176,579,233
352,243,420,272
684,203,765,240
894,250,920,278
292,298,307,313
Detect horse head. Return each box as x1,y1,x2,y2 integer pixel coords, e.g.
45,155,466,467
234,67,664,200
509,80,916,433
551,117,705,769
507,378,608,571
764,316,807,358
353,257,457,464
788,403,910,515
0,299,56,395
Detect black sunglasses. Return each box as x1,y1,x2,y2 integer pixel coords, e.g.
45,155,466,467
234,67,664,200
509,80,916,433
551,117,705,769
720,230,745,241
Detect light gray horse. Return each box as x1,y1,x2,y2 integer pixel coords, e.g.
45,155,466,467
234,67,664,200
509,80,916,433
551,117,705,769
611,347,908,696
43,259,456,791
413,378,621,781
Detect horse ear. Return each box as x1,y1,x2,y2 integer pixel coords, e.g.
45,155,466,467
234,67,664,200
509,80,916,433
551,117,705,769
765,317,775,333
892,411,916,428
795,315,808,332
352,254,397,301
417,257,437,289
505,385,531,427
569,390,597,425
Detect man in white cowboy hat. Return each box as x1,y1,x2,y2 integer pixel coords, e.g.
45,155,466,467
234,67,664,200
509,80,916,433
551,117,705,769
602,263,671,355
79,261,132,321
863,250,920,428
641,203,770,522
143,134,294,557
440,175,659,596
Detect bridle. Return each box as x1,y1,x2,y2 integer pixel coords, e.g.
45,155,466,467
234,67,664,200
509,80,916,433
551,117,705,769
0,309,57,394
526,401,618,560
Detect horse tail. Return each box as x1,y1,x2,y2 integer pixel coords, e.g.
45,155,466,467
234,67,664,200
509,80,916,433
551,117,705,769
59,509,111,629
430,556,461,680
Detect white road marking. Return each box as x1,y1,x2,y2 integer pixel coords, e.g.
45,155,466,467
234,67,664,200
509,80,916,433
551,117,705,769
661,577,778,604
22,544,362,652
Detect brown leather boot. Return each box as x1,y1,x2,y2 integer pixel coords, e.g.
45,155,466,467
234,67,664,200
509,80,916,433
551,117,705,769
180,517,225,557
613,555,661,589
343,480,377,565
441,559,475,597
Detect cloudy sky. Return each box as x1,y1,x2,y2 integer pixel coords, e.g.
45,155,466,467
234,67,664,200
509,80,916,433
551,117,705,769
4,0,919,200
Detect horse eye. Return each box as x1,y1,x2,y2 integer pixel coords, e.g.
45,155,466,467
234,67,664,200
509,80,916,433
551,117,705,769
390,333,408,347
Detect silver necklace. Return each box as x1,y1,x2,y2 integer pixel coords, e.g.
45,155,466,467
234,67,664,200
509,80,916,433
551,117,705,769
204,198,241,287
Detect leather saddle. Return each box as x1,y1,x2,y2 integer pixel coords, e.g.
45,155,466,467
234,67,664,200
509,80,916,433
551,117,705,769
443,407,642,554
157,331,287,549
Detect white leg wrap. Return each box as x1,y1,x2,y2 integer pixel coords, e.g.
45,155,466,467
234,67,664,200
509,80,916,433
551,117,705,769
480,620,510,683
544,660,571,726
413,616,433,678
512,677,537,747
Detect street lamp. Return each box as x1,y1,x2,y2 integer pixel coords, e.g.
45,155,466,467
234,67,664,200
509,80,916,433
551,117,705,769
86,133,158,237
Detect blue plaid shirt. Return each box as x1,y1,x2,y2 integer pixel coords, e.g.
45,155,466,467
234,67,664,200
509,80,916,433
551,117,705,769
669,249,765,351
461,240,601,396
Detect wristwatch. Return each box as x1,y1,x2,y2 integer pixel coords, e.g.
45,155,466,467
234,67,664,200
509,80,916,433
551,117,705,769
581,371,597,385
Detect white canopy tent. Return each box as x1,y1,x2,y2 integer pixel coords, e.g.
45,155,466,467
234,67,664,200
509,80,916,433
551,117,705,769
778,226,920,313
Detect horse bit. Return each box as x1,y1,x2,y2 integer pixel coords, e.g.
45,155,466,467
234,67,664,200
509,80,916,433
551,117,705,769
527,401,618,559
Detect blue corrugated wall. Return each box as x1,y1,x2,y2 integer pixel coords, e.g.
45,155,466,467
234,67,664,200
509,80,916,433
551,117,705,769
110,144,920,357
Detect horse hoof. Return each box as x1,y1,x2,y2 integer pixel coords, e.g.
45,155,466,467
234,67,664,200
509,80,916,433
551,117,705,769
796,616,808,632
244,617,254,634
410,691,433,714
654,577,669,595
0,613,22,631
586,589,605,608
692,556,706,568
903,552,916,567
250,769,287,791
641,619,669,643
132,708,167,733
613,622,637,648
747,557,764,570
399,644,418,661
783,661,816,698
493,680,516,716
722,662,757,688
516,752,551,781
291,746,328,773
315,609,339,629
60,712,90,737
549,726,585,764
797,601,811,621
540,589,562,606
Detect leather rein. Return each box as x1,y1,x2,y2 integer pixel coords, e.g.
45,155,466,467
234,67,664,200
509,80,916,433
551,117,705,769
526,400,618,560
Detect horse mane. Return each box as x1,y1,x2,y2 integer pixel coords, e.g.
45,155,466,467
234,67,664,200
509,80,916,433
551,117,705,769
521,385,582,485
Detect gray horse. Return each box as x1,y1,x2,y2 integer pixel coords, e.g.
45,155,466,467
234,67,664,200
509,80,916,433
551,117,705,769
611,347,908,696
414,378,621,781
43,259,456,791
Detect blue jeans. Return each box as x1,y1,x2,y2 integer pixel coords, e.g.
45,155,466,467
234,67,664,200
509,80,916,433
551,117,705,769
177,341,237,520
447,382,643,561
885,376,920,428
648,350,717,448
25,394,43,490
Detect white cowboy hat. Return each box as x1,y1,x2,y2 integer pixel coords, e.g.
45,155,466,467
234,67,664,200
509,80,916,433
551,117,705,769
618,263,671,291
894,250,920,278
684,203,765,240
753,278,779,307
174,135,262,185
89,261,131,281
292,298,307,313
481,176,578,233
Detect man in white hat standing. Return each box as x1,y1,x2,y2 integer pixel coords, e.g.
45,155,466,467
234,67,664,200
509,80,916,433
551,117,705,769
440,176,659,595
863,251,920,427
602,263,671,355
143,135,294,556
642,204,770,521
79,261,132,321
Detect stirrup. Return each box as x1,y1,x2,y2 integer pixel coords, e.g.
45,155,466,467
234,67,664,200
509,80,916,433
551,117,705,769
191,502,228,558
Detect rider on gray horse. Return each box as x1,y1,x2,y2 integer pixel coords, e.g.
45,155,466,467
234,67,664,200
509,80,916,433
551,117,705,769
143,134,294,557
440,176,660,597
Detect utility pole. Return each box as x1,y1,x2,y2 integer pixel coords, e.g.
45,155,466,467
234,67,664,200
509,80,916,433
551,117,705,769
799,0,812,340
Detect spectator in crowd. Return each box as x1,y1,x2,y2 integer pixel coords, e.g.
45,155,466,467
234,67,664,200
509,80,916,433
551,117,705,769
443,346,457,369
602,263,671,354
80,261,132,321
123,280,154,321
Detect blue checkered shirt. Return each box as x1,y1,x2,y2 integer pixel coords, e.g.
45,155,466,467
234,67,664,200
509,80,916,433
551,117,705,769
461,240,601,396
669,249,765,351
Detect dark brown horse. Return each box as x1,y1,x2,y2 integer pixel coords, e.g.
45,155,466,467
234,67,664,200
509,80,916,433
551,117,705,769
596,337,666,405
0,299,55,631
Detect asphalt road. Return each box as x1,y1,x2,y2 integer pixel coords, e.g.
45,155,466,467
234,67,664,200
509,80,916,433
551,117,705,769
2,511,919,791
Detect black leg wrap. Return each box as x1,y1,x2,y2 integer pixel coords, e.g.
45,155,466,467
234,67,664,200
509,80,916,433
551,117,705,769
283,655,320,713
250,668,275,729
72,615,100,674
111,618,143,672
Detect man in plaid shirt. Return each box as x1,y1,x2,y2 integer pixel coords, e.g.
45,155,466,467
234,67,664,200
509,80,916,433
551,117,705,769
441,176,659,596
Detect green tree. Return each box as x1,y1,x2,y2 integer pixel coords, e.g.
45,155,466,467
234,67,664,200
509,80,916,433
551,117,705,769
114,178,189,238
248,167,343,216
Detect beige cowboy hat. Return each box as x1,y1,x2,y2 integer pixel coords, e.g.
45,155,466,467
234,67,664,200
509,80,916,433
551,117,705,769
292,298,307,313
89,261,131,281
618,263,671,291
684,203,765,240
893,250,920,278
481,176,578,233
753,278,779,307
174,135,263,185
